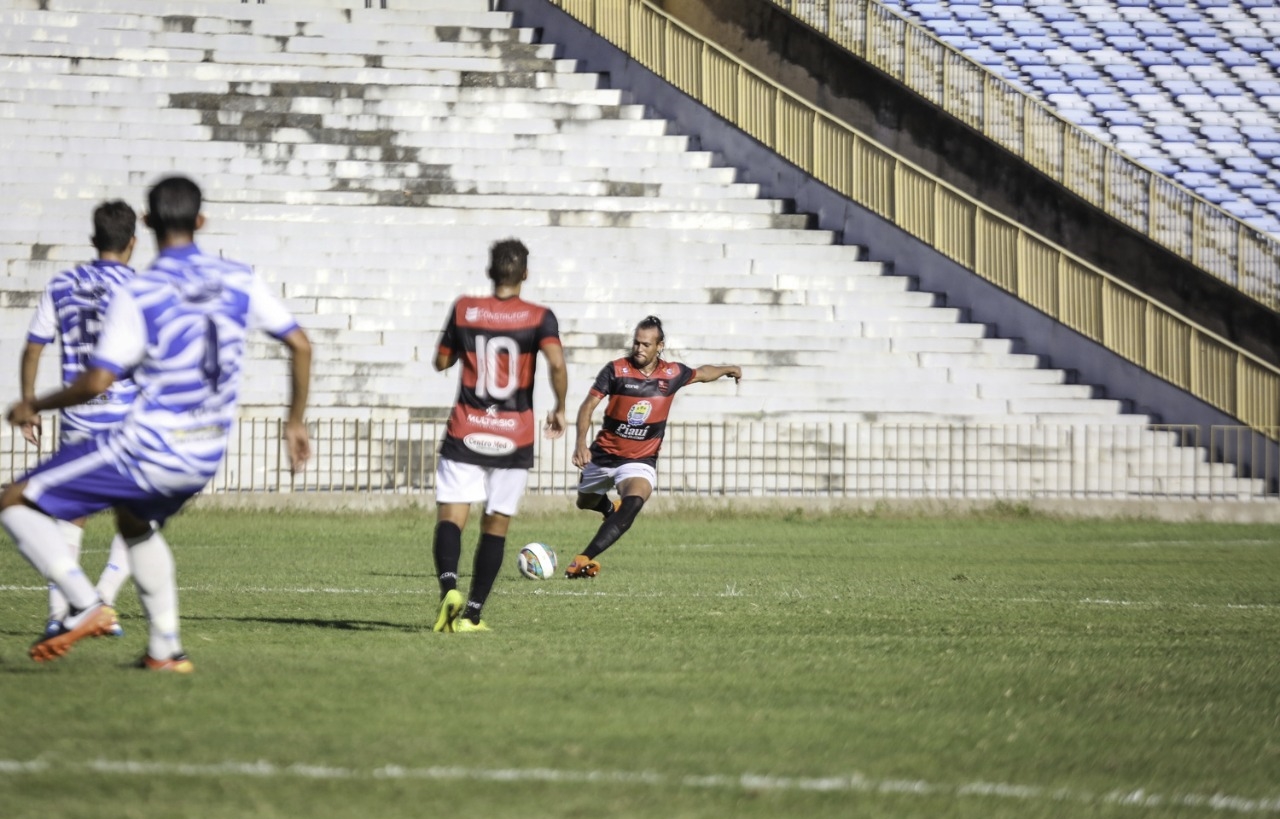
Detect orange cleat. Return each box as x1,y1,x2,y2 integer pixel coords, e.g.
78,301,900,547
564,554,601,579
139,653,195,673
29,603,117,663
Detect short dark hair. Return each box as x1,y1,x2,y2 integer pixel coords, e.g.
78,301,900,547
146,175,202,237
635,315,664,342
487,238,528,287
91,200,136,253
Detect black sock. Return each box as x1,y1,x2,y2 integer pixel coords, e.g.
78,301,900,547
584,496,645,560
433,521,462,596
465,532,505,622
593,495,615,517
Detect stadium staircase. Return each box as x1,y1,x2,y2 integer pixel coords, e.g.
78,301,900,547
0,0,1269,499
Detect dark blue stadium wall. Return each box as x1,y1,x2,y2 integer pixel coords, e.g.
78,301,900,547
501,0,1278,480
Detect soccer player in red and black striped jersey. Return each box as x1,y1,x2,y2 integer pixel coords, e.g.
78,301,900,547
567,315,741,578
431,239,568,631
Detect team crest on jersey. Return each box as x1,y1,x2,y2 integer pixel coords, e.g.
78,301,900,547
627,400,652,426
465,306,480,322
657,380,670,394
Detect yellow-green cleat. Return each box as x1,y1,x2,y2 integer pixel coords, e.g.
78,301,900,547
453,618,490,633
432,589,465,633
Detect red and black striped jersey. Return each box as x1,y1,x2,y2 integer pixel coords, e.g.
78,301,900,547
588,357,697,467
437,295,561,469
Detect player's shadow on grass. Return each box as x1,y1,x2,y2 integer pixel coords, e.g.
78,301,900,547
367,570,431,579
189,615,420,633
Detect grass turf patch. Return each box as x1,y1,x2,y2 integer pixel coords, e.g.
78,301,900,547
1,507,1277,818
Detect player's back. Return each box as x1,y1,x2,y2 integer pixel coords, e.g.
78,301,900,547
98,244,282,492
32,260,139,436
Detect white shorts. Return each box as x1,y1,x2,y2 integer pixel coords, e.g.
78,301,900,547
577,460,658,495
435,458,529,516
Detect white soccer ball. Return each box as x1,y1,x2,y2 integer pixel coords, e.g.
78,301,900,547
516,542,558,580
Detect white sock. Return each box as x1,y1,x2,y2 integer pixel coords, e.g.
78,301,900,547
126,528,183,659
47,520,85,621
95,533,132,607
1,506,98,612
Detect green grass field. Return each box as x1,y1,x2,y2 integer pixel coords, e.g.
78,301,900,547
1,504,1278,819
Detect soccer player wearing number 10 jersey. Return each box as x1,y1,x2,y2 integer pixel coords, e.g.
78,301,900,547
2,176,313,671
431,239,568,633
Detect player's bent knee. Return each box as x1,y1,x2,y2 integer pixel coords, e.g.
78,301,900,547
576,493,602,510
0,481,28,510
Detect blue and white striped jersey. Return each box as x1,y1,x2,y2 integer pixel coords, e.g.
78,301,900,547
90,244,299,495
26,260,139,439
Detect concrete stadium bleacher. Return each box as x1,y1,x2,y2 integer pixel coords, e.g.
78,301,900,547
0,0,1267,498
876,0,1280,237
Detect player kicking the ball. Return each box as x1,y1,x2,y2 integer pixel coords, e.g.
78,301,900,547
567,315,741,578
430,239,568,632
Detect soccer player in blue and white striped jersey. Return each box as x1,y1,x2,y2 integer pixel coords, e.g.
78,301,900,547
20,199,140,639
2,176,313,672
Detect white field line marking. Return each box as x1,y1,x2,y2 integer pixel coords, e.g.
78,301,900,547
0,585,1276,611
0,758,1278,814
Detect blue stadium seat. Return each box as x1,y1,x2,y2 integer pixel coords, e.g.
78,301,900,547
1009,49,1049,66
1222,171,1266,190
1166,9,1208,25
1174,21,1216,37
1058,108,1102,127
953,6,989,22
1241,125,1280,142
1096,21,1137,37
1037,7,1078,23
1176,171,1219,189
1116,79,1160,95
1190,37,1230,53
1075,78,1110,96
1104,64,1146,81
1051,20,1091,37
1242,191,1280,212
1179,156,1221,173
1252,142,1280,160
1194,186,1235,205
941,35,982,50
1155,124,1198,142
1106,36,1145,53
1141,156,1181,176
1235,38,1273,55
914,5,952,21
1061,63,1101,80
1032,78,1074,95
1172,50,1214,67
1222,200,1264,219
1147,37,1182,53
1102,109,1145,126
1024,64,1063,80
1226,155,1273,173
1007,19,1048,37
1134,21,1175,37
1135,51,1176,67
1202,125,1242,142
1064,35,1105,51
1218,50,1260,69
1088,94,1129,111
966,20,1004,37
985,36,1021,52
925,20,967,37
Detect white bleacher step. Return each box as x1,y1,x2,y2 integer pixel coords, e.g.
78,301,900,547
8,2,509,31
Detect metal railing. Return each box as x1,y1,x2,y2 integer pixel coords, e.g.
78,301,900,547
545,0,1280,436
5,419,1277,501
766,0,1280,312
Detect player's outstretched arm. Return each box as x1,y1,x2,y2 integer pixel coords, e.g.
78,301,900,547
7,368,116,428
572,392,603,468
692,364,743,384
280,327,312,473
542,342,569,439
